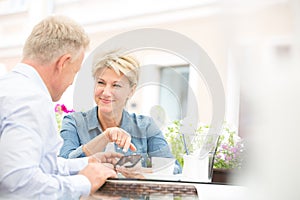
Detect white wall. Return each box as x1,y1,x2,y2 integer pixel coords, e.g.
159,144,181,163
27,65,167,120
0,0,295,131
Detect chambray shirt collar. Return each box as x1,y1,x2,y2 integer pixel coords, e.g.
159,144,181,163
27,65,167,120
120,110,133,133
86,106,100,131
12,63,52,101
85,106,132,133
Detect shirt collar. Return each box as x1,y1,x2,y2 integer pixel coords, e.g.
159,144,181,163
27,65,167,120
120,110,130,128
86,106,100,131
12,63,51,101
86,107,132,132
120,110,133,133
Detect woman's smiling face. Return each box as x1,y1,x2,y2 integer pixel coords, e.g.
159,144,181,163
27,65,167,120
94,67,135,114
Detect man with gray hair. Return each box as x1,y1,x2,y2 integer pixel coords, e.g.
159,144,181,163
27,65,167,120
0,15,120,199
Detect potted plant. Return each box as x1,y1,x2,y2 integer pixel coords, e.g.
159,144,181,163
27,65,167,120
164,120,245,183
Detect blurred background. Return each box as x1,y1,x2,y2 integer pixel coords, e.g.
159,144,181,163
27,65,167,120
0,0,297,127
1,0,300,199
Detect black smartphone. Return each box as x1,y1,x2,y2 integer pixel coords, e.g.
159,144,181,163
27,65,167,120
114,154,142,168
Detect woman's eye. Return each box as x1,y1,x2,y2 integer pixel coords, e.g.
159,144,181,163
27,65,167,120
97,81,105,85
113,84,122,88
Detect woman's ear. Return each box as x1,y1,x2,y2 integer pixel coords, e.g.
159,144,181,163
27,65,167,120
128,84,137,98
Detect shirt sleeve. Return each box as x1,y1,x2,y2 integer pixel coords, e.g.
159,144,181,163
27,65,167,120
0,165,91,199
0,95,91,199
59,115,86,159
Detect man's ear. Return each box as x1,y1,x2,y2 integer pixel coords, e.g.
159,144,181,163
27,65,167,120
56,54,72,72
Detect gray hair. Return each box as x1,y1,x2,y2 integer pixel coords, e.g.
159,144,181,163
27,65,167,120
22,15,90,64
92,52,140,87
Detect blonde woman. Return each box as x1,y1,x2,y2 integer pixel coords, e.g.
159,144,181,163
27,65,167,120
59,52,181,174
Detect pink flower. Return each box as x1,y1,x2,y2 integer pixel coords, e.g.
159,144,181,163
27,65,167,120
231,147,237,153
221,144,228,150
225,155,232,161
60,104,74,113
55,104,62,114
55,104,75,114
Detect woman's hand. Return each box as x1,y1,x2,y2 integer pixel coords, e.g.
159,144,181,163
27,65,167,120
90,152,123,166
103,127,137,152
83,128,136,156
115,163,153,179
115,162,146,179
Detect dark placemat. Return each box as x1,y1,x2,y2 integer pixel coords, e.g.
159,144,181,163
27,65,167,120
96,179,198,199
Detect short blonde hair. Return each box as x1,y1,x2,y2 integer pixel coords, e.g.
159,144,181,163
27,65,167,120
92,52,140,87
23,15,90,64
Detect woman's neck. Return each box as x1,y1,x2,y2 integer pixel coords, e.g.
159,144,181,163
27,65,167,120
98,110,122,130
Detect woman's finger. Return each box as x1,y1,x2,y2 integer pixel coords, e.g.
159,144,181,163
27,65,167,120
129,143,137,151
122,137,131,152
111,128,118,141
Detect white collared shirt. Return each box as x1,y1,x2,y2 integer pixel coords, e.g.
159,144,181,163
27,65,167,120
0,63,90,199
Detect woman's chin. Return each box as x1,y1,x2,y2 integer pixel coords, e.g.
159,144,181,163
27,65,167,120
99,107,112,113
97,105,112,112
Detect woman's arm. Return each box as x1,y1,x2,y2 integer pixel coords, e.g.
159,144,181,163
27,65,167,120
59,114,135,158
59,114,86,158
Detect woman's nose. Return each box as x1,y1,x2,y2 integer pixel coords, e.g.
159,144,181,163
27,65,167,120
102,85,112,96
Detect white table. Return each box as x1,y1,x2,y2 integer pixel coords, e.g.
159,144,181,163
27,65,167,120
195,183,247,200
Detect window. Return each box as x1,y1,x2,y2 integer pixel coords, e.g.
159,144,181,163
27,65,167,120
126,63,190,129
159,65,189,121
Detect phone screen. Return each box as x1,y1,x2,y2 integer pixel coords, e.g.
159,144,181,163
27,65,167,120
115,154,142,168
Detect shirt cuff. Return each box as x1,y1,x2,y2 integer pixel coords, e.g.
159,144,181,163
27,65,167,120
66,174,91,198
57,156,89,175
68,157,89,174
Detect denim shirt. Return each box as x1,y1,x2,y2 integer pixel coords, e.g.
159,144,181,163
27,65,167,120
59,106,181,174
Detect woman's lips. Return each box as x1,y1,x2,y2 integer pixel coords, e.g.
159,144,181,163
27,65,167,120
100,98,112,104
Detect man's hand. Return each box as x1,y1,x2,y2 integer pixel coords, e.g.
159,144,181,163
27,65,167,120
79,163,117,194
